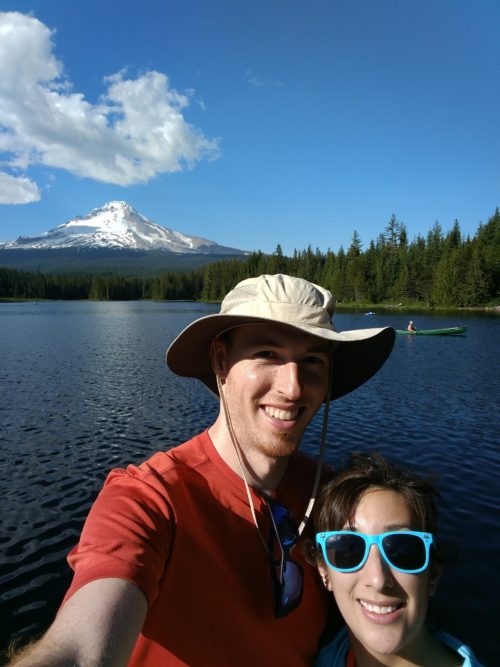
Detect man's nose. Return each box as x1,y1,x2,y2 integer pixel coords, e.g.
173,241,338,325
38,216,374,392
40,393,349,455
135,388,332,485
276,361,302,400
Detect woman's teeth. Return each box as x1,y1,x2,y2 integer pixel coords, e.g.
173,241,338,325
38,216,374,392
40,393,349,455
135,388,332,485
360,600,399,615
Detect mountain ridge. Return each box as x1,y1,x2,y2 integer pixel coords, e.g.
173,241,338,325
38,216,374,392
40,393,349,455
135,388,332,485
0,201,248,255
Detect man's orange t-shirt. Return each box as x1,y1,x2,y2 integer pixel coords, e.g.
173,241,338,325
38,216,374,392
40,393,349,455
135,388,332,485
64,430,332,665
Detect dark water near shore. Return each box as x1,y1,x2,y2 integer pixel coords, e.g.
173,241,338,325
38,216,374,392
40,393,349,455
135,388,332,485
0,302,498,665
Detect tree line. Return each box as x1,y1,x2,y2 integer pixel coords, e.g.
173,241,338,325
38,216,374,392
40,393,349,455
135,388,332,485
1,209,499,307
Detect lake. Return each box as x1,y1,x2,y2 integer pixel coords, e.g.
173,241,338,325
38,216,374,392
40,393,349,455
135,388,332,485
0,301,498,665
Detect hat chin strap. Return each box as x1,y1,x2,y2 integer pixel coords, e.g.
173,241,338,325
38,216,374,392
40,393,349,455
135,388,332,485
298,378,330,536
215,368,331,553
216,373,269,553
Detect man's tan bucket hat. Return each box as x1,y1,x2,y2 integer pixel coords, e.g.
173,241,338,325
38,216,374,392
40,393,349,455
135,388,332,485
166,273,395,399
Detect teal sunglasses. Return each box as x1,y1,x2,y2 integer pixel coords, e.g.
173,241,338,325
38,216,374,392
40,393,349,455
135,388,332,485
316,530,434,574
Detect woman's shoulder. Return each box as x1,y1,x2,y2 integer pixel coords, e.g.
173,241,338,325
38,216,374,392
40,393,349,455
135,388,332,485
315,628,485,667
435,631,486,667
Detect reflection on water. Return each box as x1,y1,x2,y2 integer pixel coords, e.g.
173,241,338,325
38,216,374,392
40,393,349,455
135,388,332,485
0,302,499,665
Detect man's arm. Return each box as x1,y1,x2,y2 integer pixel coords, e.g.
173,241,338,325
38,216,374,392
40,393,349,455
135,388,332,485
9,578,147,667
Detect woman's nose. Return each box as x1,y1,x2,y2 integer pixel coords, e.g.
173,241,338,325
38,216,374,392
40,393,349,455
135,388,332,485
361,545,395,590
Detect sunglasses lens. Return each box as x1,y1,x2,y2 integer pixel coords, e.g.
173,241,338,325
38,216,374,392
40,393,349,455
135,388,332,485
266,498,303,617
274,559,303,617
382,533,426,571
270,503,298,547
325,533,366,570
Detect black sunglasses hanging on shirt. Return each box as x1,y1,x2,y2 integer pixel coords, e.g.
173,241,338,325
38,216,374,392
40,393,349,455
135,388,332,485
265,496,304,618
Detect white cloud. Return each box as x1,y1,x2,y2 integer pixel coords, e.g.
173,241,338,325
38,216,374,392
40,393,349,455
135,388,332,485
245,69,284,89
0,171,41,204
0,11,220,202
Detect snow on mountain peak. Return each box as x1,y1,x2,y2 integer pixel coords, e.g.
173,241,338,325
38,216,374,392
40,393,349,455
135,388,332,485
0,202,246,255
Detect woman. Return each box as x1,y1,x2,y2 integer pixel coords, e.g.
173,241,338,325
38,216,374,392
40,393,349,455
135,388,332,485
308,453,483,666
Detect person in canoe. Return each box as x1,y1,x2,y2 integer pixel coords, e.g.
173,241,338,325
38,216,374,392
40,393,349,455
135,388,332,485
308,452,484,666
8,274,395,667
407,320,417,332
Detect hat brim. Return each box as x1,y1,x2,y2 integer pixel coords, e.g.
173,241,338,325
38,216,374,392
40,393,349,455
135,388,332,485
166,314,395,400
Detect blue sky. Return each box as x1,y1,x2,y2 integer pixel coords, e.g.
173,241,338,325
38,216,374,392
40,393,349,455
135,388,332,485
0,0,498,255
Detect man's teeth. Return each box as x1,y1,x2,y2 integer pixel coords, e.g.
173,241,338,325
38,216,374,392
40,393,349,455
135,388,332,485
360,600,398,615
264,406,298,421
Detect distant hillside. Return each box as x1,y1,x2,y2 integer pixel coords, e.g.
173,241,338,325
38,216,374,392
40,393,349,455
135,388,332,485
0,248,247,276
0,201,248,267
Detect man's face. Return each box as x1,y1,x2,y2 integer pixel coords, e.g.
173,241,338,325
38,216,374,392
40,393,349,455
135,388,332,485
213,323,331,459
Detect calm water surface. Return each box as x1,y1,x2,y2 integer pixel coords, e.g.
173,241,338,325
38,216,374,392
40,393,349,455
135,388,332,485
0,302,498,665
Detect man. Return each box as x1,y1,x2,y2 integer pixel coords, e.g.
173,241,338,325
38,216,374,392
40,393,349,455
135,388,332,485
10,274,394,666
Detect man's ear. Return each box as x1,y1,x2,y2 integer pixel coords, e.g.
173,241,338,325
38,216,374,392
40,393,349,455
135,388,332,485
317,562,333,592
210,338,229,379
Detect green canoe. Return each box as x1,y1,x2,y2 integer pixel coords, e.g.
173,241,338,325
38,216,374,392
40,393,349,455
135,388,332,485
396,326,467,336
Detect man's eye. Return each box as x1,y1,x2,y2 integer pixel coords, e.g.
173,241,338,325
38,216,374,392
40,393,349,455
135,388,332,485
304,356,327,366
254,350,277,359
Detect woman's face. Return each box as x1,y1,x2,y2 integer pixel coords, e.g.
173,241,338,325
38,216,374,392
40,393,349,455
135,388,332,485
319,487,438,661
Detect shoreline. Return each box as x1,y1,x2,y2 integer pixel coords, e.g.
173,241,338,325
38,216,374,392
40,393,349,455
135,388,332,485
1,296,499,314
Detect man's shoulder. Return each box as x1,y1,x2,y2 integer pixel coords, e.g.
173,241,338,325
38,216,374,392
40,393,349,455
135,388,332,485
101,430,211,494
139,430,211,474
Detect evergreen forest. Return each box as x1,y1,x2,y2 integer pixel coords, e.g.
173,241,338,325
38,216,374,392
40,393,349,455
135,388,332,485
1,210,499,308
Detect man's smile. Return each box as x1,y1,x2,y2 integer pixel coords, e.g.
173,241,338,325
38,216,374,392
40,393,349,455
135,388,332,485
264,406,300,421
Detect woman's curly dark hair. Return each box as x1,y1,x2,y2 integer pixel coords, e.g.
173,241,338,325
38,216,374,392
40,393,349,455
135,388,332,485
305,452,443,565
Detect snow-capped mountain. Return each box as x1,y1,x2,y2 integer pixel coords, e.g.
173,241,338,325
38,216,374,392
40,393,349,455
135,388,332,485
0,201,247,255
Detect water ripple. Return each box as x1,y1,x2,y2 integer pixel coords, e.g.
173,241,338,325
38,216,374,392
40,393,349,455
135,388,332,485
0,303,498,665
